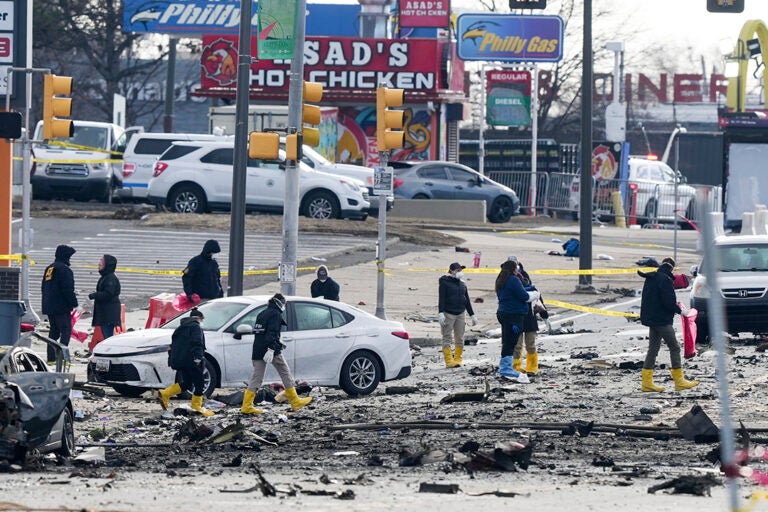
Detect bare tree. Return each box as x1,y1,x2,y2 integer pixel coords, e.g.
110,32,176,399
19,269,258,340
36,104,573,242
32,0,173,125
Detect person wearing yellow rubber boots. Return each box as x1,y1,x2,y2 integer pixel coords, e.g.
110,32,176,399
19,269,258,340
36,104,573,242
508,256,546,375
158,307,214,416
638,257,699,392
241,294,312,414
437,262,477,368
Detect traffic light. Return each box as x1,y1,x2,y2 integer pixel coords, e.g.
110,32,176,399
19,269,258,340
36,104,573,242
42,74,74,139
302,81,323,148
376,87,404,152
707,0,744,13
248,131,280,160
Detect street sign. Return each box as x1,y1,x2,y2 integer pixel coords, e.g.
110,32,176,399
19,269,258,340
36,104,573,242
373,166,393,195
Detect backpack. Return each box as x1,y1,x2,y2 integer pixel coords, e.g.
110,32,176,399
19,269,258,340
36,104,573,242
562,238,580,257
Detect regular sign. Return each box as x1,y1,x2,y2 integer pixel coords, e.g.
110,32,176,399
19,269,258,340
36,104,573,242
487,70,530,127
456,14,563,62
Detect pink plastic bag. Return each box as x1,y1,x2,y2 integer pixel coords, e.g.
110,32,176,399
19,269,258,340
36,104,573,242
70,309,89,343
681,307,698,359
172,293,200,311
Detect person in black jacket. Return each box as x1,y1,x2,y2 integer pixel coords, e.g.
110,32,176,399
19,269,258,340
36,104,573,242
310,265,340,301
437,262,478,368
41,244,78,363
88,254,121,343
508,256,547,375
157,308,214,416
182,239,223,302
241,293,312,414
639,257,699,393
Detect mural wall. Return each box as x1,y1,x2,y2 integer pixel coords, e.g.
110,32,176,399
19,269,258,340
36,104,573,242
337,105,435,166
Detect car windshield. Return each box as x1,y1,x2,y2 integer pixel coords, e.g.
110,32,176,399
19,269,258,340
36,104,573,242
35,126,110,150
715,245,768,272
161,301,251,331
302,145,332,166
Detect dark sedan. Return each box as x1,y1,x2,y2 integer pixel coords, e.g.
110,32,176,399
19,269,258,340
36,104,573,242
390,161,520,223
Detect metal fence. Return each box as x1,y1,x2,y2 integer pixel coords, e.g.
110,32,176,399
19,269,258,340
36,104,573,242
486,170,722,228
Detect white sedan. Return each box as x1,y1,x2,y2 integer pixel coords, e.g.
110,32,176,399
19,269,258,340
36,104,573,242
87,296,412,397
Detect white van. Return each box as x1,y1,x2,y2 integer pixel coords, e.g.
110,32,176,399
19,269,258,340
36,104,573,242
31,120,135,202
118,132,231,200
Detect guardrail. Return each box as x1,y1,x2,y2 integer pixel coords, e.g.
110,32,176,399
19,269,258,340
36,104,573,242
486,170,722,228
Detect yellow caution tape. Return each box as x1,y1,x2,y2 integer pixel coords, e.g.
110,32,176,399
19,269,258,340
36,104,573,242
46,141,124,156
0,254,34,264
71,265,319,277
32,157,123,164
500,230,576,237
546,299,639,318
405,267,656,276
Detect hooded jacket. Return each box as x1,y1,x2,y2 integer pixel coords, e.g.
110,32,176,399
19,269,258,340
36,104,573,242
169,316,206,370
638,264,682,327
310,265,340,301
438,274,475,316
251,299,287,360
496,271,531,315
41,245,78,315
182,239,223,300
91,254,122,327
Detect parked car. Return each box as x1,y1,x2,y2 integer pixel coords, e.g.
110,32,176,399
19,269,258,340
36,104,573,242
117,132,232,201
0,343,75,462
146,141,370,219
31,120,139,202
568,157,696,224
294,143,392,212
390,161,521,223
87,295,412,397
690,234,768,344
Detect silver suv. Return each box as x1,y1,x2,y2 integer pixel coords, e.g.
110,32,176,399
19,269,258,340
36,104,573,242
690,234,768,343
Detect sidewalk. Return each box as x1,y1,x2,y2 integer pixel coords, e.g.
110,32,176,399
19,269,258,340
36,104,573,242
93,224,700,345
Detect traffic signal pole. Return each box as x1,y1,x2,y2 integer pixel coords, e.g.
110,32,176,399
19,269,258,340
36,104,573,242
280,0,308,296
374,150,389,320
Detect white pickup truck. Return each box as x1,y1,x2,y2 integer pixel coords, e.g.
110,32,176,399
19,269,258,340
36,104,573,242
31,120,138,202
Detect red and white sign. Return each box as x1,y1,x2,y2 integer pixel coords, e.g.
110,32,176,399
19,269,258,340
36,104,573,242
201,36,444,93
399,0,450,28
0,34,12,63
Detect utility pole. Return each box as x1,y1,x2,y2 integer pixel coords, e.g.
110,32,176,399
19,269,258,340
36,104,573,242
227,0,253,296
280,0,308,296
577,0,594,293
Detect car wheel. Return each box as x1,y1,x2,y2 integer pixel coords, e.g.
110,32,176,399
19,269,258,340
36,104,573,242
112,384,148,398
169,184,207,214
489,196,514,223
55,407,75,458
340,350,381,396
642,199,658,225
303,190,340,219
412,193,429,199
179,358,217,399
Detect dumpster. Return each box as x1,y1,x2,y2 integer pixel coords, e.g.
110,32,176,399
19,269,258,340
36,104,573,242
0,300,26,346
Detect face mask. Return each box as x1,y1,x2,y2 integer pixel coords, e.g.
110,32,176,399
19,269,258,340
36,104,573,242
211,254,218,260
319,277,327,283
455,271,464,279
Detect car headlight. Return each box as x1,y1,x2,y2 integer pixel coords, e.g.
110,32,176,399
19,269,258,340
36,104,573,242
691,277,709,299
119,345,170,357
340,180,361,193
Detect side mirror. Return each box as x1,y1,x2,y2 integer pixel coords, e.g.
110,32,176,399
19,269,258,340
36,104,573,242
690,265,698,277
676,171,687,184
233,323,253,340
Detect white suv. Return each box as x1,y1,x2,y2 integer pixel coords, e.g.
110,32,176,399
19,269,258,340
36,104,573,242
117,132,231,201
146,141,370,220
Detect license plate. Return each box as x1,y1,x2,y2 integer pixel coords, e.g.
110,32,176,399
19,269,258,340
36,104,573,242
95,359,110,372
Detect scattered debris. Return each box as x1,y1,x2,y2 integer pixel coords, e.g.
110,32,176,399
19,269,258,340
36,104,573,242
570,351,599,360
174,419,214,442
647,475,721,496
419,482,460,494
385,386,418,395
676,405,720,443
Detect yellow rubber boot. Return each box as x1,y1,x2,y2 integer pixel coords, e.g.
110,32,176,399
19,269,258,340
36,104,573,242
525,353,539,374
158,382,182,411
285,387,312,411
191,395,215,417
442,347,460,368
641,368,666,392
454,345,464,366
513,358,523,372
241,389,263,415
274,389,288,403
671,368,699,391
